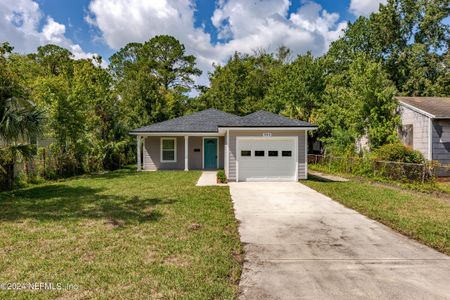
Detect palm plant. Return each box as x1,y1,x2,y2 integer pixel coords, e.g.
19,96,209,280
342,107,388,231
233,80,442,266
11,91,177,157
0,97,44,189
0,42,45,189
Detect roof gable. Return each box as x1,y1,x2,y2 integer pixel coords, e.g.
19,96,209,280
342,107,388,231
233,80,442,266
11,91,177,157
397,97,450,119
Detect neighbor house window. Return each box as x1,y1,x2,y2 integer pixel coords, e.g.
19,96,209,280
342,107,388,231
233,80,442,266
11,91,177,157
268,151,278,157
282,151,292,157
161,138,176,162
255,150,265,157
241,150,251,157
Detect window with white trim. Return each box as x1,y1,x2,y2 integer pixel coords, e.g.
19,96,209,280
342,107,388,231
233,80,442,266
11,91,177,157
161,138,176,162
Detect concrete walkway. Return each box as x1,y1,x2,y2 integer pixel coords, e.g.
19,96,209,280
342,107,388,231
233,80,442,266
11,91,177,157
196,171,227,186
229,182,450,300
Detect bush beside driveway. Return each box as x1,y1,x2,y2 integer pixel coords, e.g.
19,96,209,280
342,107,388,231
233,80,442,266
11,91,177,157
0,170,242,299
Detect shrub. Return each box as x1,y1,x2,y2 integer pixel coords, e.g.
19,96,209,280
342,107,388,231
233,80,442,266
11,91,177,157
217,170,227,183
373,143,425,164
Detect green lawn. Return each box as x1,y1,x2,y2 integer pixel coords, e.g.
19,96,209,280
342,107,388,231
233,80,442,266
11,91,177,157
303,176,450,255
437,182,450,195
0,170,242,299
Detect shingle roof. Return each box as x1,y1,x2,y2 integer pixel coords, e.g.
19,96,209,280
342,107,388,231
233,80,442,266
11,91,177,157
130,109,317,133
130,109,241,133
220,110,315,127
397,97,450,118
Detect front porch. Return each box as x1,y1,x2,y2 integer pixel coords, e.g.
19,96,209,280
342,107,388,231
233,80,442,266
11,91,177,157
135,135,225,172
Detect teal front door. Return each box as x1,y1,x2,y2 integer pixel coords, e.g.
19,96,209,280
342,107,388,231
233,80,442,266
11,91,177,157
204,138,218,169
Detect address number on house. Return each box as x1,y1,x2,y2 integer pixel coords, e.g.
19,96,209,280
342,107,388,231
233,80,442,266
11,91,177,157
262,133,272,137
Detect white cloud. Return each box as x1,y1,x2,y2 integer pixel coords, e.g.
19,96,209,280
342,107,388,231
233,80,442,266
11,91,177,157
349,0,387,17
0,0,96,59
86,0,347,86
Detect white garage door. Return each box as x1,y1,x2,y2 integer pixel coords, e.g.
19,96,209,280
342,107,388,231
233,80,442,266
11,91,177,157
237,137,297,182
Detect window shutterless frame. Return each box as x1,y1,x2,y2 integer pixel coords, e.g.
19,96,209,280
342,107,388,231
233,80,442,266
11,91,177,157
160,137,177,163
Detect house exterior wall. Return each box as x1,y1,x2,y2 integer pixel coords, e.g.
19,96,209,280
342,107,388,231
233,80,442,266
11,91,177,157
143,136,224,171
227,130,307,181
432,120,450,165
143,136,185,170
219,136,225,169
399,104,430,159
188,136,203,170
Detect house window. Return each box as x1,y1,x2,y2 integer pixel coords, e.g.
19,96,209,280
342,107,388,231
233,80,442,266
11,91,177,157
241,150,251,156
282,151,292,157
268,151,278,157
255,150,265,157
161,138,176,162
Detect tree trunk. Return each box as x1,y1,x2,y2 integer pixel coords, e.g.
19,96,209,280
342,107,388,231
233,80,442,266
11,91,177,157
6,162,14,190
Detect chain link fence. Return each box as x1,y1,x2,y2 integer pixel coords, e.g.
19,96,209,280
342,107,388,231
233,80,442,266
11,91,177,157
308,154,436,183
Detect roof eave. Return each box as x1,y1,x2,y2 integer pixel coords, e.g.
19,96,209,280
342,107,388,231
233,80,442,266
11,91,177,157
399,101,436,119
129,131,221,136
217,126,318,129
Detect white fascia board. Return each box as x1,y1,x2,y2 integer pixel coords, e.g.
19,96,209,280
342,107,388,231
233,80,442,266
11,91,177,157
399,101,435,119
218,127,317,131
130,132,223,136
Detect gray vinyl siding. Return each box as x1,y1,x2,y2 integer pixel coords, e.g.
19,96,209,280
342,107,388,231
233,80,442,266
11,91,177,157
143,136,224,171
432,120,450,165
399,105,430,159
188,137,203,170
227,130,307,181
143,136,185,170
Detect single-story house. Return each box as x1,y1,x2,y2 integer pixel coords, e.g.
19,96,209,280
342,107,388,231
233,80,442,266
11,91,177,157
397,96,450,165
130,109,317,182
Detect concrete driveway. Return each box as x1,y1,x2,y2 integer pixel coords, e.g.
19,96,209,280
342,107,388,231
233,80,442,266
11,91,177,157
229,182,450,300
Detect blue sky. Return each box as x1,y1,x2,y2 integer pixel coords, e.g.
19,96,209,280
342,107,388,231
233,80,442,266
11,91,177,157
32,0,357,60
1,0,387,84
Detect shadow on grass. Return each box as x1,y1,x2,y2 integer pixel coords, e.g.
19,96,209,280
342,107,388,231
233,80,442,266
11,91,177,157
0,184,174,224
307,174,345,183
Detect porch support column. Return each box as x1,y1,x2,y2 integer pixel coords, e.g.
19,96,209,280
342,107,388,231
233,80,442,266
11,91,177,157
137,136,142,171
184,135,189,171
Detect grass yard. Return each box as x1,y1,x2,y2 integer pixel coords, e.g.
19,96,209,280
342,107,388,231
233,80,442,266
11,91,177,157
303,176,450,256
437,181,450,195
0,169,242,299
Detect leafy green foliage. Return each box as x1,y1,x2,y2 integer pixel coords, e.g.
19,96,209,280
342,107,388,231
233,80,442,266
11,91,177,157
217,170,227,183
264,52,325,121
195,51,279,115
316,54,398,153
110,35,201,128
0,42,45,190
328,0,449,97
373,143,425,164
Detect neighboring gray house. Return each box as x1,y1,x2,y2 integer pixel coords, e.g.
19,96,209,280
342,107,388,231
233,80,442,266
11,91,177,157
130,109,317,182
398,96,450,165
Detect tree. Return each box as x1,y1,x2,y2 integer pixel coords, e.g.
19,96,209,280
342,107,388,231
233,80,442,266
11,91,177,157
110,35,201,128
0,42,44,189
264,52,325,121
327,0,449,96
315,54,398,153
197,51,279,115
